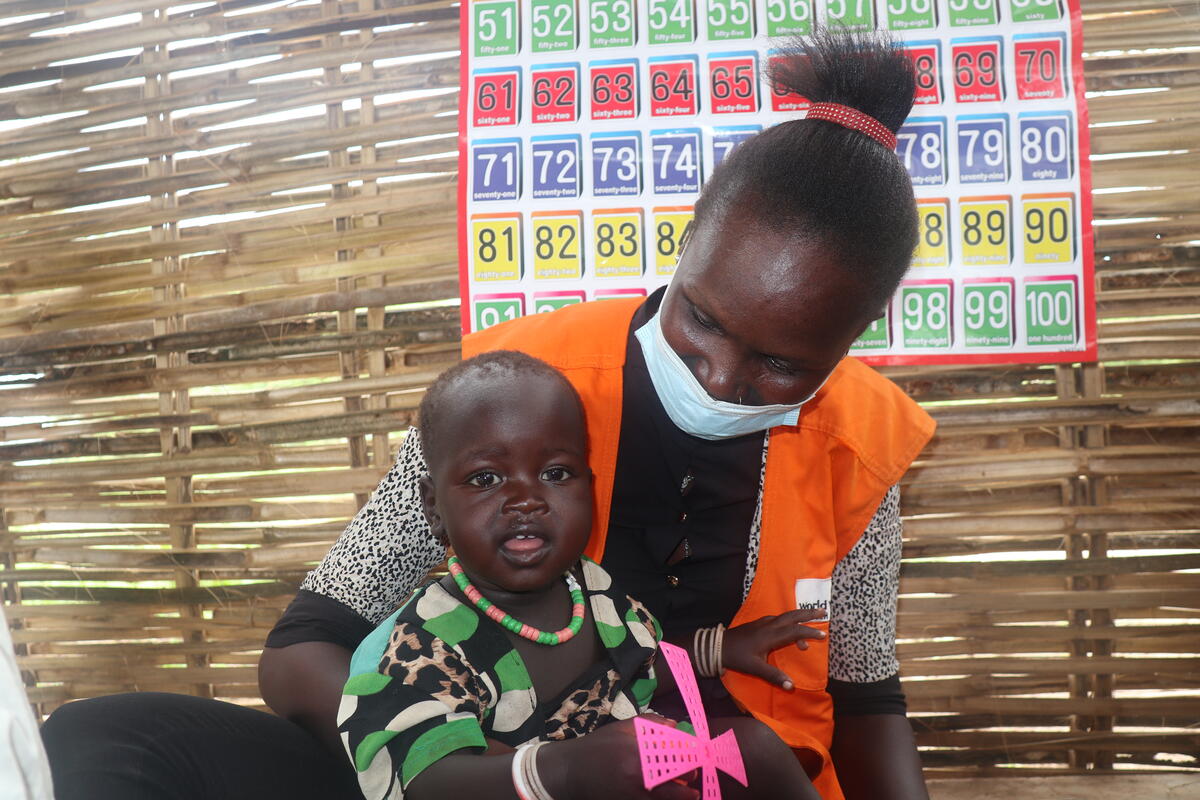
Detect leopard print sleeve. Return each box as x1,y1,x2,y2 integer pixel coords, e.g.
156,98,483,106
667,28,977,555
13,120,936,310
340,617,489,799
301,428,446,626
827,485,903,683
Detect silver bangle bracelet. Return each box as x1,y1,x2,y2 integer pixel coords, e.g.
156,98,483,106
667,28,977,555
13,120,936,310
693,625,725,678
511,741,554,800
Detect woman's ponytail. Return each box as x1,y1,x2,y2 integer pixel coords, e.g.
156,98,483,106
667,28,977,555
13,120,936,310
769,29,916,133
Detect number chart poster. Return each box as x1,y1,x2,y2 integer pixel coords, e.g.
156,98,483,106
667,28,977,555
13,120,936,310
456,0,1096,365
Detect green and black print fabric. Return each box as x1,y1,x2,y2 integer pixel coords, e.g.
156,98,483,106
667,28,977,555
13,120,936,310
338,557,661,800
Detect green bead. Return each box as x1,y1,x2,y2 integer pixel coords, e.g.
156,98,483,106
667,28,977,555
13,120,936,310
450,560,590,646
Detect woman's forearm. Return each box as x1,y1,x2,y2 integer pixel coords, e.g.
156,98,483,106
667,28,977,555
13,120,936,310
258,641,352,757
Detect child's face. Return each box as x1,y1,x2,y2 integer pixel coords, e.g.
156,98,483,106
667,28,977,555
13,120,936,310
420,371,593,595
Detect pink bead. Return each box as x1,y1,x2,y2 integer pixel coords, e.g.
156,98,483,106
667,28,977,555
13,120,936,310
520,624,537,639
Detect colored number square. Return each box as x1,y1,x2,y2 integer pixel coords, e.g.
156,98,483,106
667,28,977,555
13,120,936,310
895,118,946,186
650,129,703,194
956,115,1009,183
530,135,582,199
962,279,1014,347
707,0,755,39
588,0,637,48
471,138,521,202
826,0,875,32
591,132,642,197
531,211,584,280
952,38,1004,103
904,42,943,105
851,309,891,351
590,59,639,121
649,56,700,116
764,0,813,35
709,52,759,114
768,51,810,111
653,206,694,276
472,68,520,127
711,125,761,174
531,63,579,124
1019,112,1073,181
1014,34,1067,100
473,0,520,57
473,293,524,332
592,209,644,277
947,0,997,27
959,196,1011,266
533,291,587,313
913,198,951,267
530,0,577,53
1021,193,1075,265
647,0,696,45
885,0,937,30
471,214,522,282
1010,0,1062,23
1024,277,1078,345
899,282,953,349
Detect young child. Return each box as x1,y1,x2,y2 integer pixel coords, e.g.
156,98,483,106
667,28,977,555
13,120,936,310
338,351,817,800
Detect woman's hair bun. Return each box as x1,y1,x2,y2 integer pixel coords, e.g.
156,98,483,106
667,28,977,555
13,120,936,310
769,28,917,133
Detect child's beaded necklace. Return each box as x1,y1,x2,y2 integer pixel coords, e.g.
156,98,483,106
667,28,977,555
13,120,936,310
447,556,586,646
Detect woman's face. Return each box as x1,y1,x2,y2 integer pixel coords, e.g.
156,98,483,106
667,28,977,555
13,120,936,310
659,212,880,407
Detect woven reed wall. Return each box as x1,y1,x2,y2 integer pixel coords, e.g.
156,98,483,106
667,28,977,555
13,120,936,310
1,0,1196,777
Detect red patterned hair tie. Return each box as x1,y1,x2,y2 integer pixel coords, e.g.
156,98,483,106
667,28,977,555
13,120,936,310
805,102,897,150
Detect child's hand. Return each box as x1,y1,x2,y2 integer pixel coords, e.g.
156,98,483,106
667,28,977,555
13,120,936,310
722,610,827,691
552,716,700,800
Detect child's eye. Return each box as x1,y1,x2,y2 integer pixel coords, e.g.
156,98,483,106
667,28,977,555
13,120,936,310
540,466,572,482
466,471,500,488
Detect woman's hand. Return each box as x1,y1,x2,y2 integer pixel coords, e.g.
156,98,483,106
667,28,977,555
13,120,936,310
549,716,699,800
722,610,827,691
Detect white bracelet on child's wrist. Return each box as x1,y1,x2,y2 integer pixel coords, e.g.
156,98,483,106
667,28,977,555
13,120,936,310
692,623,726,678
511,741,554,800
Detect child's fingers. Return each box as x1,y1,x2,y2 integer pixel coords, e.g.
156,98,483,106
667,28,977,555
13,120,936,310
639,712,678,728
651,780,700,800
760,621,825,653
775,608,830,627
740,657,797,692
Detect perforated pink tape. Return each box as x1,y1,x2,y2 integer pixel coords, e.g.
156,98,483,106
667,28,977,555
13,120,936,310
634,642,747,800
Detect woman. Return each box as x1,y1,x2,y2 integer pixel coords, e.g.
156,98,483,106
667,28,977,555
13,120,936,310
43,30,933,800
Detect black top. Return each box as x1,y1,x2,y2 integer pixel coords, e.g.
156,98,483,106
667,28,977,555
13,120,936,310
268,287,905,716
601,289,764,638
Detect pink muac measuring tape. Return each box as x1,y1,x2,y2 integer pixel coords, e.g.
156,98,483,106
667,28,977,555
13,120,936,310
634,642,748,800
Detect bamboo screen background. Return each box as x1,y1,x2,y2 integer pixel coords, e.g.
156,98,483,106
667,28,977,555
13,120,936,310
1,0,1196,777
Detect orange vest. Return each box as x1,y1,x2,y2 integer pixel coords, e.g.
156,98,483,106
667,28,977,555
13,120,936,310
464,298,935,799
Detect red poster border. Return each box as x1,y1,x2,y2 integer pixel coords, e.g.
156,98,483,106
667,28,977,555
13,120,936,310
456,0,1098,366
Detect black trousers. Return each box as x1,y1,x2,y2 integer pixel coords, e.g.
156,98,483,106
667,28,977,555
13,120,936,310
40,692,364,800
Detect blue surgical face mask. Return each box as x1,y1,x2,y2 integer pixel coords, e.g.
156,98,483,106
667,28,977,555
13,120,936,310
634,309,831,441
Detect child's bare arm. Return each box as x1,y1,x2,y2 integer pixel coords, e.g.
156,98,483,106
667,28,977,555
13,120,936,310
706,717,821,800
407,722,700,800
